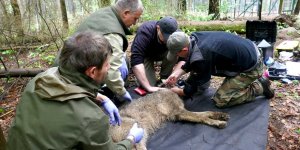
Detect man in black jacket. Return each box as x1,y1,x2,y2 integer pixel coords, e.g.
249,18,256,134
166,31,274,108
131,16,179,92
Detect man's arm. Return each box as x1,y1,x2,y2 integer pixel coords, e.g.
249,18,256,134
132,64,160,92
166,61,186,85
104,34,127,96
81,110,133,150
131,24,161,92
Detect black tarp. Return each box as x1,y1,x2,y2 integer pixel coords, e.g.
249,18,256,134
128,88,269,150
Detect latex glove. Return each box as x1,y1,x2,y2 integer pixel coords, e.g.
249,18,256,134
101,98,121,126
120,91,132,102
119,56,129,80
127,123,144,144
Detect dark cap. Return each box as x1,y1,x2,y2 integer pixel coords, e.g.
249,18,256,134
157,16,178,43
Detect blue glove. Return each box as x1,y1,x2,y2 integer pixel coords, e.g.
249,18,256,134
101,98,121,126
127,123,144,143
119,57,129,80
120,91,133,102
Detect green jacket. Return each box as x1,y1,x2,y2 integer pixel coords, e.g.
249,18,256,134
54,6,131,96
7,67,132,150
76,6,131,51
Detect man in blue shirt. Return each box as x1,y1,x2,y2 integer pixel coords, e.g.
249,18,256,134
131,16,179,92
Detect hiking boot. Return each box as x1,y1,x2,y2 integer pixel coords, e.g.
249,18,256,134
258,77,274,99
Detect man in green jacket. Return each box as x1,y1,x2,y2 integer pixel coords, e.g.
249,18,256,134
7,31,144,150
76,0,144,106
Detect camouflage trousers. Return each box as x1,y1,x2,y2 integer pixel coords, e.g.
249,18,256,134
213,58,264,108
140,52,177,86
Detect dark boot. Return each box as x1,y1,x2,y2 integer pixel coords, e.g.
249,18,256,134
258,77,274,99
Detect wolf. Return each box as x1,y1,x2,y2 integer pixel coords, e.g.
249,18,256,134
110,89,229,150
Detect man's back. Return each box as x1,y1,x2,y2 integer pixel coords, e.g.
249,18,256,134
7,68,107,149
192,31,257,72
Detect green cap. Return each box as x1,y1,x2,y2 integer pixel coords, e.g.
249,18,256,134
166,31,189,61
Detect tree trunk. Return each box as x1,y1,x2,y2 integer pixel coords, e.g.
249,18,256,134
60,0,69,32
0,0,8,18
258,0,262,20
101,0,110,7
278,0,283,14
0,69,46,78
0,127,5,150
208,0,220,20
0,0,10,35
178,0,187,15
294,0,300,15
10,0,24,36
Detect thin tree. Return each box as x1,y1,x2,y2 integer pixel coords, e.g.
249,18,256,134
258,0,262,20
278,0,283,14
0,126,5,150
178,0,187,15
60,0,69,32
10,0,24,36
0,0,10,35
208,0,220,19
294,0,300,15
101,0,111,7
0,0,8,19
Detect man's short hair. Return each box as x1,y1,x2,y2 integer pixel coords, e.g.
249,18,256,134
115,0,144,12
59,31,112,73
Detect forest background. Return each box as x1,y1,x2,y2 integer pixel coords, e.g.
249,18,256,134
0,0,299,149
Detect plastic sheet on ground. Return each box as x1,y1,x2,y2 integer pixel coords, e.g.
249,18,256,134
128,87,269,150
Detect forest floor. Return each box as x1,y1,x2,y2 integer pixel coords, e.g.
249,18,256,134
0,20,300,149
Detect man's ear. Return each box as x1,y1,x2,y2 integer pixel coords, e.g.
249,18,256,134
121,9,131,18
85,66,97,79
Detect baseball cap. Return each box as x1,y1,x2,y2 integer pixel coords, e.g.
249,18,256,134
167,31,189,61
157,16,178,43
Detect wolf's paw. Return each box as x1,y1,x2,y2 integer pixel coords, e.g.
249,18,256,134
218,112,230,121
210,112,230,121
217,121,227,129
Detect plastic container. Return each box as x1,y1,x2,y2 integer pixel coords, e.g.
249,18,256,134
246,20,277,62
246,20,277,44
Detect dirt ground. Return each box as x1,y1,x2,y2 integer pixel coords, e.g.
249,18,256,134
1,19,300,149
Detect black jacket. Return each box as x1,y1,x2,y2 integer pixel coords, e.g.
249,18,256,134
182,31,257,96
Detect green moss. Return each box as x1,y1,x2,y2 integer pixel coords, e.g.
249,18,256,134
129,23,246,34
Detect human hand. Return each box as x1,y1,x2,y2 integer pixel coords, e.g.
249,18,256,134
127,123,144,144
146,86,164,93
171,86,185,96
101,98,121,126
166,73,179,86
119,91,132,102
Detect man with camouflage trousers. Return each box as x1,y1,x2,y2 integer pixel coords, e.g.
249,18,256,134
165,31,274,108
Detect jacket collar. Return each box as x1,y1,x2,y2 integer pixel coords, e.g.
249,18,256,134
188,36,204,64
111,6,132,35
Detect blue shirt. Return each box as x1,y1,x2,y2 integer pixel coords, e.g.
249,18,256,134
131,21,168,67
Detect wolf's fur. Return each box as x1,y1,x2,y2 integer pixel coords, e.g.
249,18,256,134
110,89,229,150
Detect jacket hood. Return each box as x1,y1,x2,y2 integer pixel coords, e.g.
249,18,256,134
34,67,98,101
